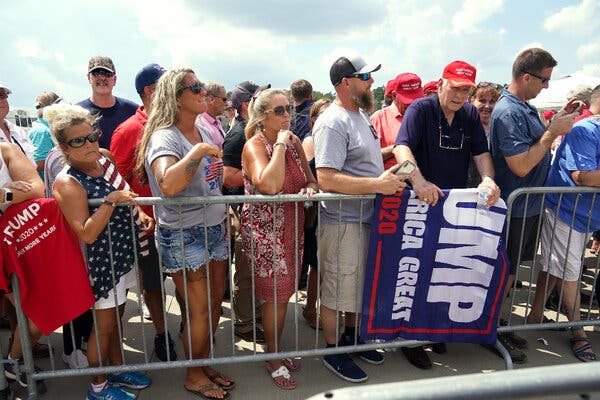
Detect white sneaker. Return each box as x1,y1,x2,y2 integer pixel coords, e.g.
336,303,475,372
62,349,89,369
143,302,152,320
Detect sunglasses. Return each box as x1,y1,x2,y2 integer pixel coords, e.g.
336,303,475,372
181,81,205,95
477,81,497,89
268,105,293,116
209,95,227,102
0,91,9,100
90,69,115,78
65,132,100,148
350,72,372,81
523,70,550,84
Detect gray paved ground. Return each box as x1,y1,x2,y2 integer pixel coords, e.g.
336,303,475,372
4,251,600,400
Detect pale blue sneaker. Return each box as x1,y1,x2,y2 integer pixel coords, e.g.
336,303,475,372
107,372,151,390
86,383,136,400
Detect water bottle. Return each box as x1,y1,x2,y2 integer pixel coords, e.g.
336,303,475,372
477,188,491,210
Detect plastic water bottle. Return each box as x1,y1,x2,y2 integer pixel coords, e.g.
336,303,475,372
477,188,491,210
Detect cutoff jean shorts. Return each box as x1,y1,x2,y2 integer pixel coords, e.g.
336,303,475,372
157,221,228,273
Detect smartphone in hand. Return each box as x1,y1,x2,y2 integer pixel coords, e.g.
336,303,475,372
395,160,416,175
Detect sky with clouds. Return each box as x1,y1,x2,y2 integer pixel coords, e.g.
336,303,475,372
2,0,599,112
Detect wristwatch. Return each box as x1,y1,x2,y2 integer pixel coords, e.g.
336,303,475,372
1,188,13,204
101,198,116,207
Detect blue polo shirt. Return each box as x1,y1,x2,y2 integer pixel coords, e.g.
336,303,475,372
395,95,488,189
545,118,600,232
490,88,549,218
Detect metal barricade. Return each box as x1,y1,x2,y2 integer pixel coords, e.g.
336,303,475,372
11,193,399,399
7,188,600,399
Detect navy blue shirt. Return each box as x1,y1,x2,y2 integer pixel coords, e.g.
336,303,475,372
222,115,247,196
395,95,488,189
291,99,314,141
490,88,548,218
77,97,138,149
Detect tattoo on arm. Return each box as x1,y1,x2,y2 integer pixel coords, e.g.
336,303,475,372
184,158,201,180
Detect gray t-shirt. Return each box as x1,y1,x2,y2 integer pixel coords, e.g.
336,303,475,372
145,124,226,229
313,102,384,223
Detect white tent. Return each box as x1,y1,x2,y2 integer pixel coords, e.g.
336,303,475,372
529,74,600,110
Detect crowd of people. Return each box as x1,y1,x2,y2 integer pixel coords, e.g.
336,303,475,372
0,46,599,399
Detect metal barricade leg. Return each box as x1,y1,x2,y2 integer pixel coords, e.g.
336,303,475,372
11,275,46,399
0,340,14,400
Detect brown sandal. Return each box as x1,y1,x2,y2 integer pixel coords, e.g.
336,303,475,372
185,382,230,399
205,370,235,390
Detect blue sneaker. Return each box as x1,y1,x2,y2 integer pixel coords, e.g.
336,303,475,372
322,353,367,383
86,383,135,400
339,334,385,365
107,372,151,390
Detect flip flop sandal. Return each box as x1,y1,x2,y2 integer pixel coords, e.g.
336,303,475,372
206,371,235,390
267,365,296,390
282,358,301,372
185,382,230,400
569,337,597,362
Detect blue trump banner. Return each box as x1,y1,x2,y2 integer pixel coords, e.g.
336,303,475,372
360,189,509,344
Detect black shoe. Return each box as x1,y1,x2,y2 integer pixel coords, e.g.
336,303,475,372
515,280,523,289
5,358,47,393
154,332,177,362
483,333,527,364
339,334,384,365
234,327,266,344
431,343,447,354
401,346,432,369
499,320,528,349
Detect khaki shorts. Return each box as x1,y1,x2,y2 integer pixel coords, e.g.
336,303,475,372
319,222,370,313
540,208,587,282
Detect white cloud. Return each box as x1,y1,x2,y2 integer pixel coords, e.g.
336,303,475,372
15,38,50,60
580,64,600,76
544,0,600,36
576,42,600,62
452,0,505,34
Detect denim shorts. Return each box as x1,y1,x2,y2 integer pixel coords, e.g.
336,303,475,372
157,222,228,273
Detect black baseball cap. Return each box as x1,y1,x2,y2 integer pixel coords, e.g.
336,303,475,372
330,56,381,86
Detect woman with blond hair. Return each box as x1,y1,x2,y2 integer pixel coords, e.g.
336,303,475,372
134,68,232,399
48,103,152,400
241,88,317,390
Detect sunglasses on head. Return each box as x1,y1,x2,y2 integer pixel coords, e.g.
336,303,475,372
182,81,205,94
65,132,100,148
90,69,115,78
350,72,372,81
268,105,293,116
523,70,550,84
477,81,496,89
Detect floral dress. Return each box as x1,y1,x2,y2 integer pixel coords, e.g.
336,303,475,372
241,135,306,303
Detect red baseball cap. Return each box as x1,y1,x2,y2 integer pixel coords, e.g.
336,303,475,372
423,80,438,95
543,110,555,120
385,79,397,97
394,73,423,104
442,60,477,88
